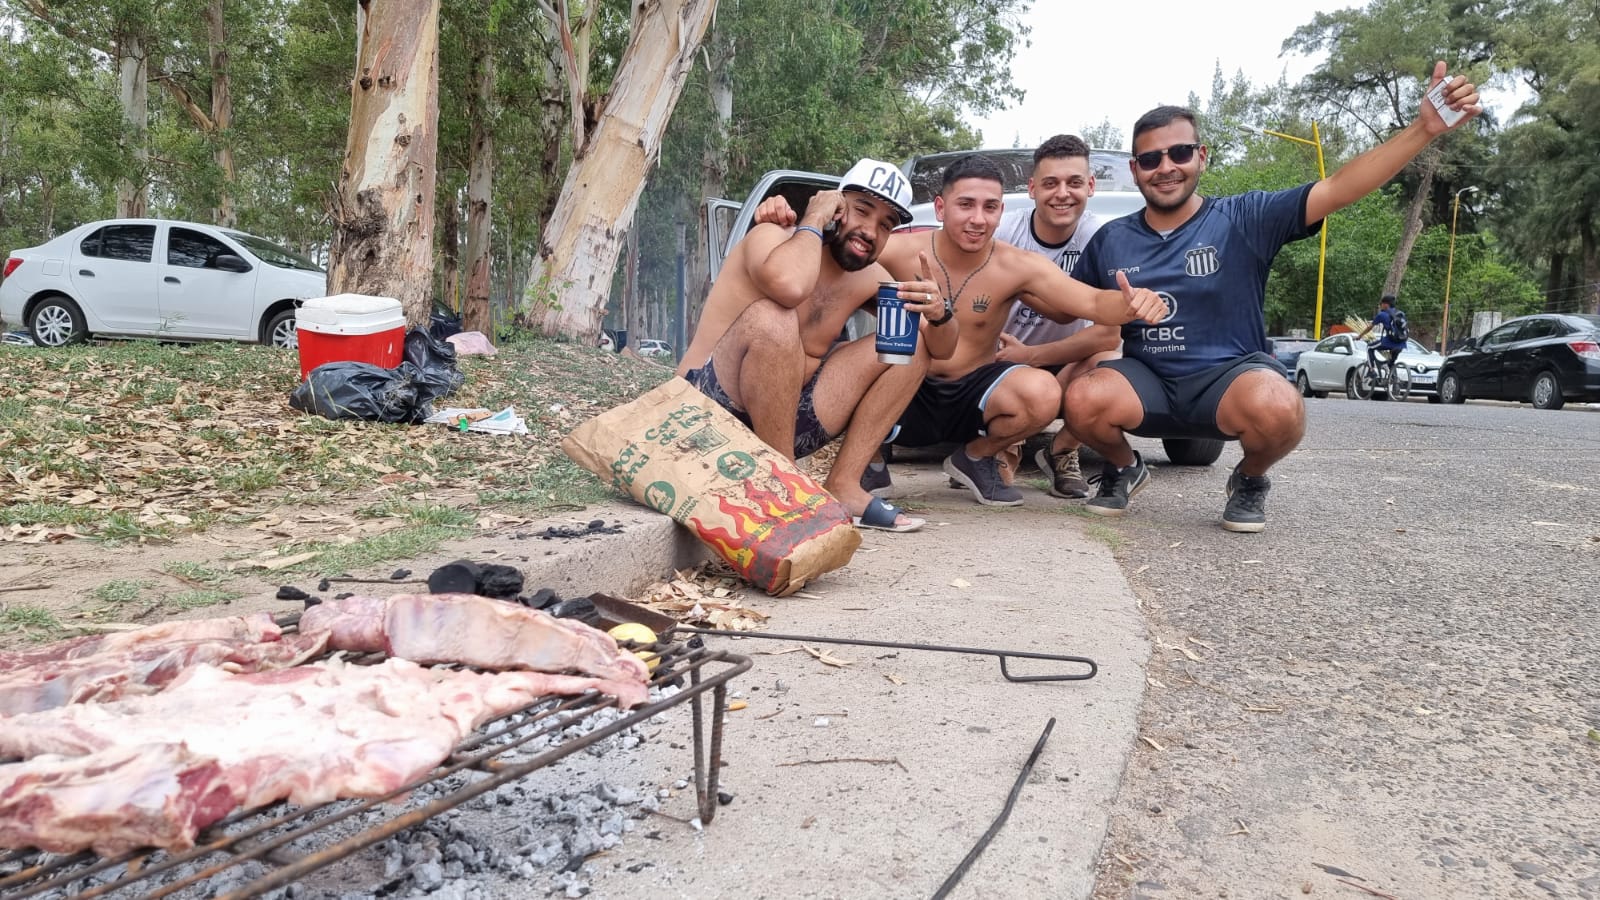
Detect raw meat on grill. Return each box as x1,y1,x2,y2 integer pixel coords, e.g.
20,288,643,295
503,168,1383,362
0,656,648,854
298,593,650,688
297,593,388,652
0,629,328,718
0,743,236,857
0,613,282,673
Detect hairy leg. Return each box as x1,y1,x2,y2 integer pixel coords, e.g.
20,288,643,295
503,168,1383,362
809,337,929,519
1051,351,1121,455
709,300,805,460
1062,368,1144,468
966,367,1059,459
1214,369,1306,476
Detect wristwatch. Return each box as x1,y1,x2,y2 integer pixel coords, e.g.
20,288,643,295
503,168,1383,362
928,296,954,326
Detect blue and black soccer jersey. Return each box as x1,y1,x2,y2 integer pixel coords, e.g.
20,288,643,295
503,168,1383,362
1076,185,1321,379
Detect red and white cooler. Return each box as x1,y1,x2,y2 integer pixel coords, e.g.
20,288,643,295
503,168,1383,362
295,294,406,380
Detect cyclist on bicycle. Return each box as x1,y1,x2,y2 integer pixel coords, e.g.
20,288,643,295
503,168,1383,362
1356,294,1408,379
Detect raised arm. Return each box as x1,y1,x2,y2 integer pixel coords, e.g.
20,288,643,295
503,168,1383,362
1306,61,1480,225
743,190,847,308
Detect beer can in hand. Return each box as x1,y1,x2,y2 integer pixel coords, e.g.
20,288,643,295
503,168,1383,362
875,282,920,365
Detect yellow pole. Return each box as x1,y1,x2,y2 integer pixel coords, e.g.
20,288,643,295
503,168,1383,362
1257,123,1329,338
1442,192,1464,354
1311,121,1327,339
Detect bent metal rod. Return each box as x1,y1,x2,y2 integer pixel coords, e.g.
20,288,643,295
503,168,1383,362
671,628,1097,683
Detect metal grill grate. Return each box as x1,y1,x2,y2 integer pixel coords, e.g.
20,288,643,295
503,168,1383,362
0,641,749,899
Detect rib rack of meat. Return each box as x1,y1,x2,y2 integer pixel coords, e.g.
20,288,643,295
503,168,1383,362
0,609,749,899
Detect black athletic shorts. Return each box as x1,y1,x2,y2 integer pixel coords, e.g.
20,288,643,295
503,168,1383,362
891,361,1025,448
1100,351,1285,441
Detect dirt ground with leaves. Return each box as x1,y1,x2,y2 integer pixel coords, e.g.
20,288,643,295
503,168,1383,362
0,338,684,649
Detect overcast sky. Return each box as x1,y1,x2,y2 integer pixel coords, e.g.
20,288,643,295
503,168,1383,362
965,0,1351,150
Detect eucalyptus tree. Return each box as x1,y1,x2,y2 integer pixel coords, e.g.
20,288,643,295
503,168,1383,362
1284,0,1498,298
326,0,442,323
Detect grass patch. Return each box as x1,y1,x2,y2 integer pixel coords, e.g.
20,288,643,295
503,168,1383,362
1,605,65,640
95,512,175,545
163,561,229,585
166,588,243,610
1,338,670,539
287,525,472,576
88,579,153,603
355,500,477,528
1082,522,1127,549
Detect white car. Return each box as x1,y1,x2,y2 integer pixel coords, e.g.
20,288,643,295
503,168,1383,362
0,218,327,348
1294,333,1445,401
635,338,674,359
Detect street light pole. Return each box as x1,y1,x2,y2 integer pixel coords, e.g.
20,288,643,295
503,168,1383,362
1240,122,1329,337
1441,185,1478,355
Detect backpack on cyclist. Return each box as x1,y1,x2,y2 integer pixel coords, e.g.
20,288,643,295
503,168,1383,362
1387,308,1409,342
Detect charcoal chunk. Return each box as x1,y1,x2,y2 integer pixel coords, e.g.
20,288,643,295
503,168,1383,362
428,560,481,595
276,585,310,601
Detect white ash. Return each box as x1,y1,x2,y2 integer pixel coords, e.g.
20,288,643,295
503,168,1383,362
4,682,713,900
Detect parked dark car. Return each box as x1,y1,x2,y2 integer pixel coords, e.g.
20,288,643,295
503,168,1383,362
1436,313,1600,409
1267,335,1318,380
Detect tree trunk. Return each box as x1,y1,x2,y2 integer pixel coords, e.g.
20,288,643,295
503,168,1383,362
116,33,149,218
205,0,236,227
690,16,734,327
529,0,719,341
439,189,460,313
1545,253,1566,314
1382,157,1437,298
1581,217,1600,315
327,0,442,326
462,42,494,338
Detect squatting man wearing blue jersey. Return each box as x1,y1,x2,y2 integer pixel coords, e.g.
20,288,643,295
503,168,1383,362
1065,62,1480,532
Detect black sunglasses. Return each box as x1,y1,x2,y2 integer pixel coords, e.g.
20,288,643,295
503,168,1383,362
1133,143,1202,171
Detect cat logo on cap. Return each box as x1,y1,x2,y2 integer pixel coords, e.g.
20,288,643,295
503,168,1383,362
840,158,914,224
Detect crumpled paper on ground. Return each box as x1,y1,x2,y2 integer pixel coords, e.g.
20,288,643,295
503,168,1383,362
424,406,528,435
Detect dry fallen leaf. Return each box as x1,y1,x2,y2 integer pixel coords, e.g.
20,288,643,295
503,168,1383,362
949,577,972,589
884,674,906,686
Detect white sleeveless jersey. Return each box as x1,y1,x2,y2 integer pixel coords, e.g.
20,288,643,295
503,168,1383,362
998,208,1108,346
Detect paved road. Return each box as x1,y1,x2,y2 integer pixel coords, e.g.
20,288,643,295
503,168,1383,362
1086,397,1600,899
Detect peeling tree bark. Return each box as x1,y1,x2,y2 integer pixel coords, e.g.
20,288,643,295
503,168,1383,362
115,32,149,218
463,42,495,338
327,0,442,326
689,14,734,327
528,0,719,341
205,0,236,227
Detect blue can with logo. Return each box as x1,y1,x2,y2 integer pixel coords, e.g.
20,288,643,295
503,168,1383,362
875,282,920,365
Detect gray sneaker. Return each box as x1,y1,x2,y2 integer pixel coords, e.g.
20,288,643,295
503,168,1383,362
1222,463,1270,533
1035,447,1090,499
943,452,1023,507
1085,451,1150,516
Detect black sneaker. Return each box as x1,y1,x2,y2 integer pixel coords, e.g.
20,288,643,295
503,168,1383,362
1222,463,1271,533
943,452,1023,507
1085,451,1150,516
1035,447,1090,499
861,461,892,495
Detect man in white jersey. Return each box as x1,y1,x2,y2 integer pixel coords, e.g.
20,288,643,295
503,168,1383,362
990,134,1123,498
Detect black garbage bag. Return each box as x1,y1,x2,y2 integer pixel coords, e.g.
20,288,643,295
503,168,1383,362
289,361,429,423
404,328,466,399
